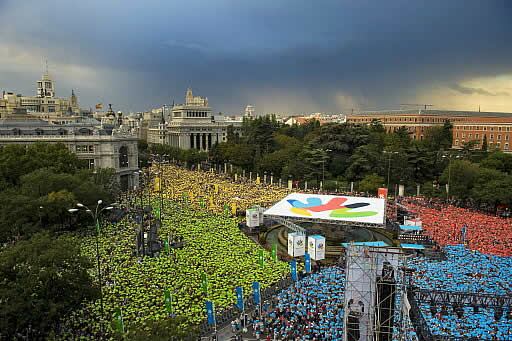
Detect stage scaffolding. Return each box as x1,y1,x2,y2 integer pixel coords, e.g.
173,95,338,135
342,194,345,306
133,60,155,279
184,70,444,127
343,245,409,341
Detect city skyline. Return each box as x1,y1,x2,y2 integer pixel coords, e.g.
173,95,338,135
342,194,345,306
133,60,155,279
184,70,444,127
0,0,511,114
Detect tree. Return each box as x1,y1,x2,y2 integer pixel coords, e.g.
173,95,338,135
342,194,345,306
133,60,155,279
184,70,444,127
480,151,512,175
358,174,384,194
439,159,479,199
471,168,512,210
0,232,98,339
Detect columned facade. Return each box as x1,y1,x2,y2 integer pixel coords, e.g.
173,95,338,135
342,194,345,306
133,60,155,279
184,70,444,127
146,88,242,151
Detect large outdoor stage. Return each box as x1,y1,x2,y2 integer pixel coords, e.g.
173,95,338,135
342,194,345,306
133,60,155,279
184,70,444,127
264,193,387,229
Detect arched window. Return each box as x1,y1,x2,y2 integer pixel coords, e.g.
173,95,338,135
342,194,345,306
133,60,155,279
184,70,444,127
119,146,129,168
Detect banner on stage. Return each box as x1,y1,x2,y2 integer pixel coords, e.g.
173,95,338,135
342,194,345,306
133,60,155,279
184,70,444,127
265,193,385,225
377,188,388,199
287,232,305,257
308,235,326,260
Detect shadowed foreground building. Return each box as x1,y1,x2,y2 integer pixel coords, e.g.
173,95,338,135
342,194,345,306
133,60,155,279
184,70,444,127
0,114,139,190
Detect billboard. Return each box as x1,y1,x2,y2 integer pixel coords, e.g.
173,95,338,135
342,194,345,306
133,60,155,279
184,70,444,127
377,188,388,199
246,209,260,227
308,235,326,260
265,193,386,225
287,232,305,257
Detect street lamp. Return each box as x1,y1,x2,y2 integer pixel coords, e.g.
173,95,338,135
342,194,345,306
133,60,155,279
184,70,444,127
383,151,399,191
442,154,461,200
68,199,115,335
320,149,332,185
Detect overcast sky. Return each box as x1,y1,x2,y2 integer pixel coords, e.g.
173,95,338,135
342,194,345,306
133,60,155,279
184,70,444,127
1,0,511,114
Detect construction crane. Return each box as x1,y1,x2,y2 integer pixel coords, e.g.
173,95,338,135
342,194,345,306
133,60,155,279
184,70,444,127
400,103,433,110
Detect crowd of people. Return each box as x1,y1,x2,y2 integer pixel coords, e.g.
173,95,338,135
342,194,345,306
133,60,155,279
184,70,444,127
402,197,512,256
248,266,345,340
59,165,292,338
57,165,512,339
409,245,512,339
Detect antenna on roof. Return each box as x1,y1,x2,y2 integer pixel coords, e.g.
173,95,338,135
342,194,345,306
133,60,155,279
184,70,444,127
400,103,433,110
45,59,49,75
479,105,481,113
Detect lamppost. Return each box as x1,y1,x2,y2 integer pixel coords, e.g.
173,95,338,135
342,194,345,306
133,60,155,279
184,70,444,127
383,151,399,191
442,153,460,200
68,200,115,335
320,149,332,185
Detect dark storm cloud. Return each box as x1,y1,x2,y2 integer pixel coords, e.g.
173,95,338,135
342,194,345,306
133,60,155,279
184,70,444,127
0,0,511,113
449,84,509,97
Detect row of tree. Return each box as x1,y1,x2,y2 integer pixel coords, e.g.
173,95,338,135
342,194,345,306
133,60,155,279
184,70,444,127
0,143,119,338
144,116,512,209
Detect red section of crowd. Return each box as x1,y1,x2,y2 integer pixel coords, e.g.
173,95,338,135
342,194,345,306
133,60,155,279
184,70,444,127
403,199,512,257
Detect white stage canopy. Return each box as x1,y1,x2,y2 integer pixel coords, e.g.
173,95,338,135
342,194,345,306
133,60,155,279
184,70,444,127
264,193,386,225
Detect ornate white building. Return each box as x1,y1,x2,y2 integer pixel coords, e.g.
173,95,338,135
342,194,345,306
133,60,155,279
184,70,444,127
0,70,80,118
147,88,243,151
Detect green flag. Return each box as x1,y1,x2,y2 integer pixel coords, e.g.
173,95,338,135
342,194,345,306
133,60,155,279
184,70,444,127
223,204,230,215
155,207,161,219
113,307,125,333
258,249,265,268
271,244,278,262
163,239,170,255
164,289,173,314
95,220,101,234
199,198,206,208
201,273,209,294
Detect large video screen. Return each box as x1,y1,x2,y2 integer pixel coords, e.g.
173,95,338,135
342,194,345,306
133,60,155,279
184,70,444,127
264,193,385,225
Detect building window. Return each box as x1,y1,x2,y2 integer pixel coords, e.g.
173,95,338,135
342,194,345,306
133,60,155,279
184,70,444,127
469,133,472,138
462,133,465,138
87,159,95,169
119,145,129,168
490,134,494,140
497,142,501,148
456,132,459,138
499,127,502,131
498,135,502,140
455,140,459,146
476,133,479,139
505,143,509,150
506,135,509,141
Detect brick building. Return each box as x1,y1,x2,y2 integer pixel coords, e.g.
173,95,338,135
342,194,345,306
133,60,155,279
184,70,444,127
346,110,512,152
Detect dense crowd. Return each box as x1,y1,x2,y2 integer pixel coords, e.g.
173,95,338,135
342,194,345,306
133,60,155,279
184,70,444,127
59,166,291,338
409,245,512,339
249,266,345,340
402,197,512,256
157,165,290,213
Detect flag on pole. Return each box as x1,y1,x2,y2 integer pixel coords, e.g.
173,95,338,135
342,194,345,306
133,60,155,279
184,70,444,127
154,177,161,192
235,286,244,311
223,203,230,215
290,259,298,281
154,207,160,219
252,281,261,305
199,198,206,208
163,238,170,255
113,307,125,333
231,202,237,216
214,184,219,194
271,243,278,262
256,176,261,185
258,249,265,268
206,301,216,326
164,289,173,314
305,252,311,273
200,273,209,294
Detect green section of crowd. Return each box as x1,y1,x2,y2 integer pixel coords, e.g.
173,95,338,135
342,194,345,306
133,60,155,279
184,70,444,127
60,166,291,339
